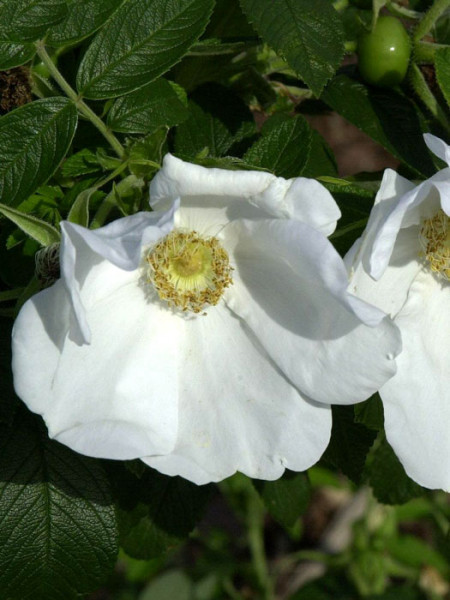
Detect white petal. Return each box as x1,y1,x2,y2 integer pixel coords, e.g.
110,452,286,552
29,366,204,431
424,133,450,166
12,281,70,410
370,175,450,279
348,226,423,318
249,177,340,235
150,153,275,210
221,219,401,405
344,169,414,275
151,154,340,235
61,209,175,343
143,305,332,485
12,261,180,460
381,269,450,491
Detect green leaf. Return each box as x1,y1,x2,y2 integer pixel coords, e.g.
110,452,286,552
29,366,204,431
139,570,193,600
244,114,312,178
290,573,357,600
0,42,35,69
435,46,450,107
301,129,338,178
369,587,426,600
47,0,124,46
206,0,256,39
354,394,384,430
386,535,449,575
76,0,215,99
0,202,60,246
175,83,255,158
67,188,94,227
322,74,435,177
0,97,77,207
0,409,118,600
368,436,424,505
108,78,189,134
109,464,212,559
323,405,377,483
239,0,345,96
253,471,310,530
0,0,67,42
128,129,167,179
91,174,144,227
0,318,19,425
61,148,101,178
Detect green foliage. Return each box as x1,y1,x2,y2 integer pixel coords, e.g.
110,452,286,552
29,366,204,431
0,408,118,600
0,41,35,69
61,148,102,178
175,83,255,157
0,317,18,425
0,98,77,207
108,78,189,134
0,1,448,597
46,0,124,47
0,0,67,42
239,0,345,96
109,464,213,559
244,113,312,177
253,471,310,530
0,201,61,245
354,394,384,431
76,0,215,99
435,46,450,107
322,75,436,177
368,436,424,505
323,405,377,484
139,570,193,600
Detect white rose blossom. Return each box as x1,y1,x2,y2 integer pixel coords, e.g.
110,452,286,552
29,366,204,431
12,156,400,485
346,134,450,492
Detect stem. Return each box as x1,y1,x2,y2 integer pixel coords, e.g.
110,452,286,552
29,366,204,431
0,288,24,302
245,485,274,600
387,1,422,20
329,218,368,240
90,189,122,230
414,40,449,63
413,0,450,41
93,161,129,192
35,42,126,159
408,63,450,133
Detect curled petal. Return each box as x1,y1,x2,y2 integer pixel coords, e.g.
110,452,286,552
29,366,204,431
150,154,340,234
424,133,450,166
369,174,450,280
61,207,175,343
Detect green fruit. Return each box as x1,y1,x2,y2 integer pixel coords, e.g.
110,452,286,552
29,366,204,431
358,16,411,87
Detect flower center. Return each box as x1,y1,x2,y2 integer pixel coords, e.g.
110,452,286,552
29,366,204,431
419,209,450,280
145,230,233,313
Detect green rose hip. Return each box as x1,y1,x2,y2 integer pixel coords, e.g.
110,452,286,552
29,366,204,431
358,16,411,87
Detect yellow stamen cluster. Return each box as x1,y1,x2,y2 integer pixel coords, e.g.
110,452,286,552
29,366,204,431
419,209,450,280
146,230,233,313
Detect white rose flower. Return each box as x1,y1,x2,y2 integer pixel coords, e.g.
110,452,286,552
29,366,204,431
12,156,400,485
346,134,450,492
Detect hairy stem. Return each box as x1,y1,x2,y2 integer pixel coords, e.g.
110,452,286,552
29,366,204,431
35,42,126,159
413,0,450,41
408,63,450,133
245,485,275,600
